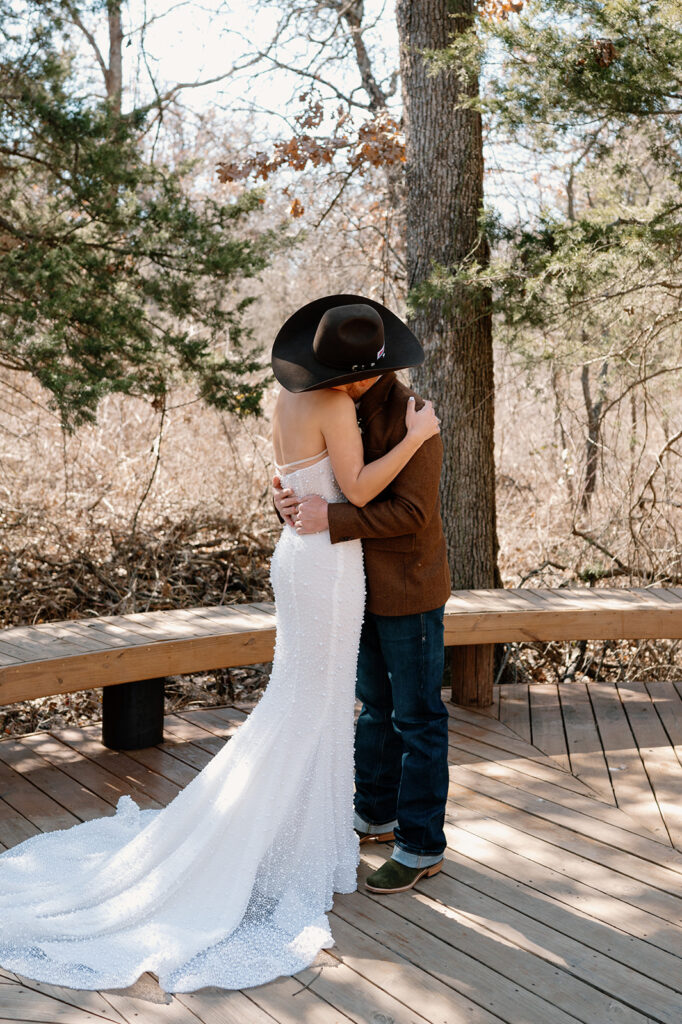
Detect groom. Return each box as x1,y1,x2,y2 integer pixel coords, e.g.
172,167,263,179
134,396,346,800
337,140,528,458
273,294,451,894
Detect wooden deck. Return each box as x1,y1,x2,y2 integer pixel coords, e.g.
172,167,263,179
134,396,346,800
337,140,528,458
1,685,681,1023
482,679,682,849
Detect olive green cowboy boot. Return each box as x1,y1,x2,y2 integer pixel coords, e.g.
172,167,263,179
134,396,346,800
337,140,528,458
354,827,395,845
365,856,443,894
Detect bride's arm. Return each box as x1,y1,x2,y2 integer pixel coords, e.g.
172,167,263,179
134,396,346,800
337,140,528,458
321,390,439,508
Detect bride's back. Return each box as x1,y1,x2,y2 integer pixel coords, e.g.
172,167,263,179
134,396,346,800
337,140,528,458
272,387,342,469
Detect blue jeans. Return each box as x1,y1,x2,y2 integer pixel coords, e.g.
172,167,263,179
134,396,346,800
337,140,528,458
353,606,449,868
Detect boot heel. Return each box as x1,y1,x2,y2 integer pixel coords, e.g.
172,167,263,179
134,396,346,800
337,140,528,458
426,860,443,877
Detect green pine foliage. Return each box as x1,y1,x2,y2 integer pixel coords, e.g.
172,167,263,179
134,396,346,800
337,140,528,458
0,8,280,430
482,0,682,146
424,0,682,377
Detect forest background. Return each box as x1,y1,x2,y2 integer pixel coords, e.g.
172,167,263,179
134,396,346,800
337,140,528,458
1,0,680,734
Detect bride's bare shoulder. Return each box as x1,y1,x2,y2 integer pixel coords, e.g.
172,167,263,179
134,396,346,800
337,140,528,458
276,387,347,406
275,388,354,428
311,388,354,409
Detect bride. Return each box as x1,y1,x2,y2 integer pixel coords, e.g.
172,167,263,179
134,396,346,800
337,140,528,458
0,295,437,993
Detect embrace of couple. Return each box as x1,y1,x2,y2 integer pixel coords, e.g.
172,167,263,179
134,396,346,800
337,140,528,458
0,294,451,994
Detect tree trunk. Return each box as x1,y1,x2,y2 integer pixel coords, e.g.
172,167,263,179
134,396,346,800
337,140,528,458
395,0,500,589
106,0,124,113
580,357,608,512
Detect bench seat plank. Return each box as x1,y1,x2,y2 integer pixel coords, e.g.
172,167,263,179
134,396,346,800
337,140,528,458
1,590,681,711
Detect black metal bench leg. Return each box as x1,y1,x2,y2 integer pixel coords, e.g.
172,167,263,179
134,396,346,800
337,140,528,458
102,678,165,749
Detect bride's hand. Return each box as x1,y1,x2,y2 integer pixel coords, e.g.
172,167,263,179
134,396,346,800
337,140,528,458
405,396,440,443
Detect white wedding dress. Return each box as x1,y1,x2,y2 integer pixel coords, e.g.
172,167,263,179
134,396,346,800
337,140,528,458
0,454,365,993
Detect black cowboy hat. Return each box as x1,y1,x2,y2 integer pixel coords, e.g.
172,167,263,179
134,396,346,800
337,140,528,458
271,293,424,392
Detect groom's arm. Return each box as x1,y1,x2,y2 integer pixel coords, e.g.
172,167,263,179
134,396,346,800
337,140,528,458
326,433,443,542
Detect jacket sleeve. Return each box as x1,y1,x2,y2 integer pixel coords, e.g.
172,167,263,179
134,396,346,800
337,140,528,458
327,433,443,543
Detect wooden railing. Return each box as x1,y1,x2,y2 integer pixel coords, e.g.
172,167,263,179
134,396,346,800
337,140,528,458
1,588,681,749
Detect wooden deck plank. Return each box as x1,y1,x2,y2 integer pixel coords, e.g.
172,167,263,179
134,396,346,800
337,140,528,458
646,680,682,764
97,979,213,1024
588,681,671,846
446,732,610,811
19,623,118,654
106,739,201,789
527,683,571,771
434,831,682,993
630,586,682,605
446,790,682,927
49,726,184,806
0,634,70,663
442,821,682,978
0,795,40,847
569,588,657,606
557,682,616,804
0,972,128,1024
0,996,117,1022
294,954,438,1024
17,732,162,811
112,612,234,643
117,605,275,640
474,589,550,611
447,743,682,856
0,623,114,659
449,700,545,761
549,589,660,607
333,888,584,1024
240,974,357,1024
444,812,682,963
0,737,114,823
0,754,81,833
176,985,286,1024
358,849,679,1024
509,589,555,608
498,682,531,744
159,715,227,757
619,682,682,848
447,716,601,800
325,911,517,1024
177,984,300,1024
176,707,248,737
448,760,682,886
447,698,518,736
65,619,160,649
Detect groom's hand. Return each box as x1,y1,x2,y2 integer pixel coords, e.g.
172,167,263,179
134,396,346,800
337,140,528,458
295,495,329,534
273,475,300,528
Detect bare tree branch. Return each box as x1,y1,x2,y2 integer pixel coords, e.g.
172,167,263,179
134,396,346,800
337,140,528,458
62,2,109,84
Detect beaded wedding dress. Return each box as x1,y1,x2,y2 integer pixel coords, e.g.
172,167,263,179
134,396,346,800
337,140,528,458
0,454,365,993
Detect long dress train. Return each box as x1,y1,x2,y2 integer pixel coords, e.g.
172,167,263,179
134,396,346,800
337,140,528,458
0,455,365,992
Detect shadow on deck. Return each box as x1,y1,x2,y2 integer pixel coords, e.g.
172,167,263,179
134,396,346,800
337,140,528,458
1,684,681,1024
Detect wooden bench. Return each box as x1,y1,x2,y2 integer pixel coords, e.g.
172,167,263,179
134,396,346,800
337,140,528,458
1,588,681,749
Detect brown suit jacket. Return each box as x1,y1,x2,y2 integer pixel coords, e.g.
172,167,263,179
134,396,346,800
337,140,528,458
327,372,451,616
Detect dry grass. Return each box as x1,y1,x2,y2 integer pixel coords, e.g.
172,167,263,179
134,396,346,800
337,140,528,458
1,374,280,735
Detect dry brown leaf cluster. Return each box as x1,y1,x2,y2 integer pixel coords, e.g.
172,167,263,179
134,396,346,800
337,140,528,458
479,0,525,22
216,92,404,217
